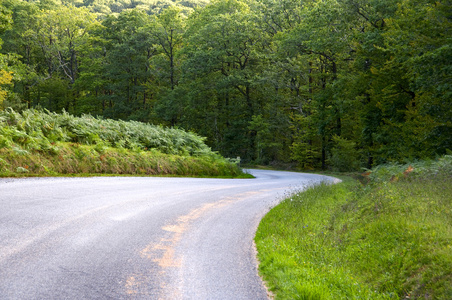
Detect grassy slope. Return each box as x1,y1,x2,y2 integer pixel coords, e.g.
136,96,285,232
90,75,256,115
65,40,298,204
255,156,452,299
0,109,245,177
0,143,245,177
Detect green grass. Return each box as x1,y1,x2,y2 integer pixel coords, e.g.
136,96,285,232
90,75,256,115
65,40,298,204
255,156,452,299
0,142,249,177
0,109,246,177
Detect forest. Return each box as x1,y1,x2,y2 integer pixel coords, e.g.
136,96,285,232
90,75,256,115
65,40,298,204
0,0,450,170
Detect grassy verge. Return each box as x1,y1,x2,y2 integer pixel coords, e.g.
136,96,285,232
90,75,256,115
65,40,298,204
0,109,247,178
255,156,452,299
0,142,248,177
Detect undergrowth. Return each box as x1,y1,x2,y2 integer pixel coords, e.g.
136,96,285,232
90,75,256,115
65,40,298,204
255,156,452,299
0,109,245,177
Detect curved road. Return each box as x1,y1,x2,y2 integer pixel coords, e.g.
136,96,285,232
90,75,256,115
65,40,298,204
0,170,338,299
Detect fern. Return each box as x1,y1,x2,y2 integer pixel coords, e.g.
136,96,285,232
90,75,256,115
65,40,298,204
0,108,215,157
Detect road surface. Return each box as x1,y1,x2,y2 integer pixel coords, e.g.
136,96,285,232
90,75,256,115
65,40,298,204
0,170,338,299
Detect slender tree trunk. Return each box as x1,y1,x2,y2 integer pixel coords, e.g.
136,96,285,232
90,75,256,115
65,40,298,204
245,85,252,114
170,29,175,90
321,136,326,170
309,61,313,95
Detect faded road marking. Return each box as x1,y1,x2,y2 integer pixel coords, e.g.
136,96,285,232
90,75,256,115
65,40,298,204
141,201,232,268
126,189,267,298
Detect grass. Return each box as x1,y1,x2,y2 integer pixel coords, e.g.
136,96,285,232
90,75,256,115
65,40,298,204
0,142,249,178
255,156,452,299
0,109,246,177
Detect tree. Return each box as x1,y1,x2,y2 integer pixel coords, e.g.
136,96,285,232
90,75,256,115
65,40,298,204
99,9,156,120
1,0,449,167
276,0,359,169
33,5,97,84
0,1,99,111
180,0,269,159
149,5,185,91
145,6,187,125
0,1,13,109
380,0,452,158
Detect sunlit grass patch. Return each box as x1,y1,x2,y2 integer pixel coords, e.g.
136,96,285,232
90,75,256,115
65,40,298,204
256,157,452,299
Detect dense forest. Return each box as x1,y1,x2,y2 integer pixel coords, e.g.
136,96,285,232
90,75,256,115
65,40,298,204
0,0,450,169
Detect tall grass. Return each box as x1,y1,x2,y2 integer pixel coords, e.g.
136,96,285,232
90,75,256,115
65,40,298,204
0,109,245,177
255,156,452,299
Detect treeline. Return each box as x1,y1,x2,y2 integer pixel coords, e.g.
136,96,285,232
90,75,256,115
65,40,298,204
0,0,450,169
63,0,210,16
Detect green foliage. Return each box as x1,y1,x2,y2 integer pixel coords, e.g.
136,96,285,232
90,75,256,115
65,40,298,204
0,108,214,155
329,135,361,172
0,0,450,168
365,155,452,184
248,114,287,163
0,69,13,107
290,114,322,169
178,0,271,160
0,4,13,34
256,156,452,299
0,108,245,177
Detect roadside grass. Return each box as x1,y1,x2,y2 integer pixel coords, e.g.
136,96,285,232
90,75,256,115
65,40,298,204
0,142,248,178
0,109,246,178
255,156,452,299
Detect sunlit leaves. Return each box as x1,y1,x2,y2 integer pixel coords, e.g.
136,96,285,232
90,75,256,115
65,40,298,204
0,69,13,108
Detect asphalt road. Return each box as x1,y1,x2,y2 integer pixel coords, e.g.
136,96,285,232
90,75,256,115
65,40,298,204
0,170,338,299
